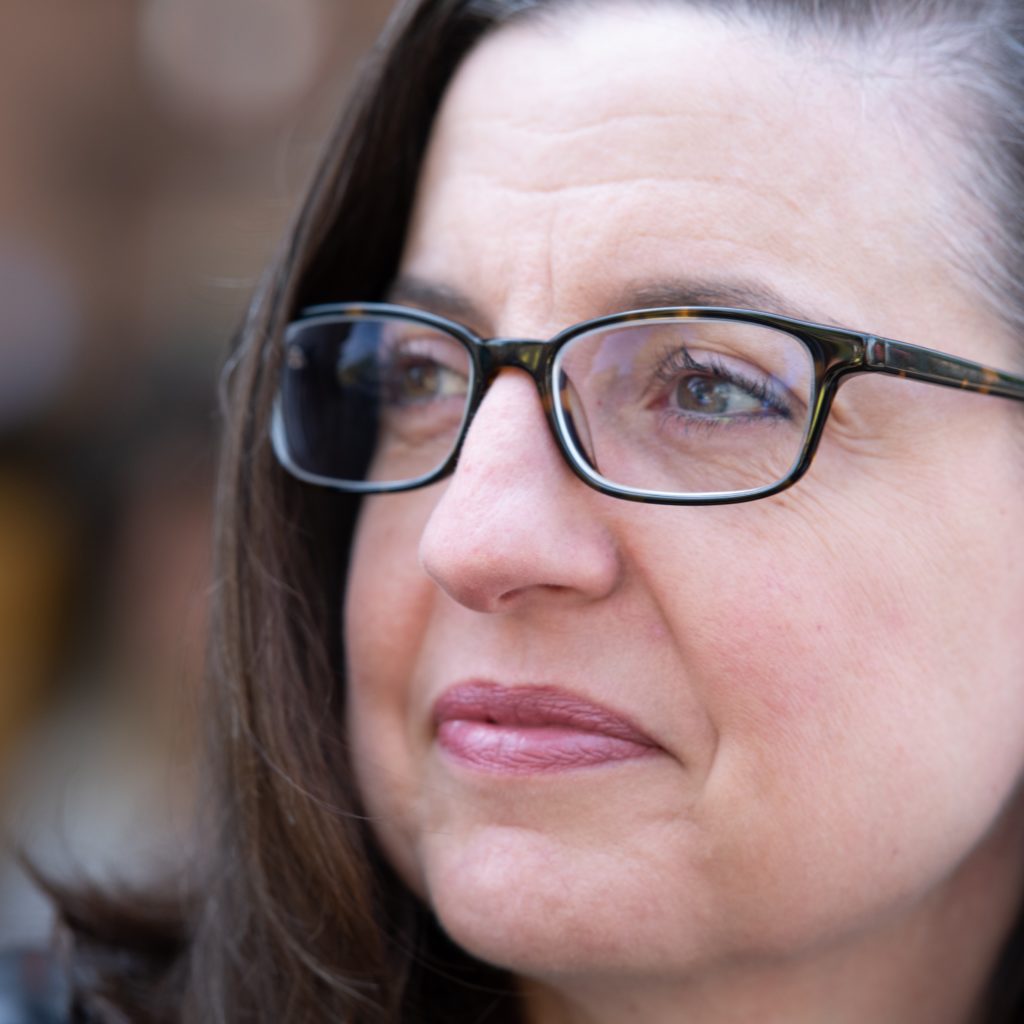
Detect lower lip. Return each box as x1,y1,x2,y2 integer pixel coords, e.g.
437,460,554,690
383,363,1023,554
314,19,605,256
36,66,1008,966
436,719,657,774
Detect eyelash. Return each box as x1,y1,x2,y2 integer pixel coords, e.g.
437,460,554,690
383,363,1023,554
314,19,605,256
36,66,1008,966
652,346,793,421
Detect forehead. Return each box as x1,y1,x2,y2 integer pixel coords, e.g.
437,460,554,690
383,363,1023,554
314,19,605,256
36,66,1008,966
400,4,983,352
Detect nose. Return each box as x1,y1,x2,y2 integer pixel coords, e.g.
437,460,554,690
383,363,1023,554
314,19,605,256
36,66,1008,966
418,369,622,613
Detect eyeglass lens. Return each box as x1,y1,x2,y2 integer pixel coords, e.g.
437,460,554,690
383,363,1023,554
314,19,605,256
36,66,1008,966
278,313,816,497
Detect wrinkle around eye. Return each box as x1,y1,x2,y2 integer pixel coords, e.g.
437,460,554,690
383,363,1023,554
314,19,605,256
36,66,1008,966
822,374,950,446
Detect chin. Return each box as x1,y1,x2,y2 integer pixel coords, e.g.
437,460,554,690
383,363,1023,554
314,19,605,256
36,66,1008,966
426,844,623,975
416,821,719,981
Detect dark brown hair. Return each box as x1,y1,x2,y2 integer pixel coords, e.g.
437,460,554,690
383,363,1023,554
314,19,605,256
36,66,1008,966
58,1,1024,1021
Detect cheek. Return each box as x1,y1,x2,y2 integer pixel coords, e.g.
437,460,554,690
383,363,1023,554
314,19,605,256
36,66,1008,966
342,428,1024,967
645,487,1024,937
345,494,436,893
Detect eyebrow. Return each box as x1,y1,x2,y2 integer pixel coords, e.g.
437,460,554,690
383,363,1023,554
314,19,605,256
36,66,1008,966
388,274,834,333
612,279,834,327
387,277,487,325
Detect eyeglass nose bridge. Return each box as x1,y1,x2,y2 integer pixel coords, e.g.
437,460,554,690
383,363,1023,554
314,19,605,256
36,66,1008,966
473,336,557,406
478,337,549,375
464,335,606,495
464,335,585,464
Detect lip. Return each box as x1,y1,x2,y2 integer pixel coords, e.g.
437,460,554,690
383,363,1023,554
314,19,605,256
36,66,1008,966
432,681,660,774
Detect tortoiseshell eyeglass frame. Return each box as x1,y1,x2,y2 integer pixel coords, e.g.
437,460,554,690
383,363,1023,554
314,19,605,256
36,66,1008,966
271,301,1024,506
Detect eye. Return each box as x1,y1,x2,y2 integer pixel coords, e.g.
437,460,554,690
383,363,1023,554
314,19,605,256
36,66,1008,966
384,354,465,405
390,356,438,402
376,334,469,408
672,372,774,417
655,347,792,424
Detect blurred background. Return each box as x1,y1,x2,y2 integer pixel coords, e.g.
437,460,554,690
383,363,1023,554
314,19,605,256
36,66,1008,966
0,0,389,947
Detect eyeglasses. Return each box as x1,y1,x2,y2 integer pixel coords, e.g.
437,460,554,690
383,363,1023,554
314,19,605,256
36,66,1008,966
270,302,1024,505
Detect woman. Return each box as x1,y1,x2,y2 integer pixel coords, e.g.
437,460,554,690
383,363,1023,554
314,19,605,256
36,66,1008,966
53,0,1024,1021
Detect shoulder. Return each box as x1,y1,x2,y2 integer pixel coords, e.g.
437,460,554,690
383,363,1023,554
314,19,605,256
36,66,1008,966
0,949,71,1024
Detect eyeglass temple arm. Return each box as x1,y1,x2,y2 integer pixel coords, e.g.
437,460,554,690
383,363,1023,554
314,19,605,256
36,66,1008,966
865,337,1024,403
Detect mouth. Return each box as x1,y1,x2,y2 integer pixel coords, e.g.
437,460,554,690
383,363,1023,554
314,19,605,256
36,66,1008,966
431,681,660,774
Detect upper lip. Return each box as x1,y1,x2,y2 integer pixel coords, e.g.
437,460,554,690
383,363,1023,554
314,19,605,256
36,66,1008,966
432,681,659,748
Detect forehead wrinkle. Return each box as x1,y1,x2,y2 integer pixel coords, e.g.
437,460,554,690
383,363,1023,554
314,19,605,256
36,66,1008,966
400,191,569,336
405,5,988,354
432,174,807,215
387,270,839,338
441,107,760,143
401,155,874,338
404,168,827,316
431,104,779,191
426,92,836,230
412,152,813,266
490,198,566,335
436,8,954,208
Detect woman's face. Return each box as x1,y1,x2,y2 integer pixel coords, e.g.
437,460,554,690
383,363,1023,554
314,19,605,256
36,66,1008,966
345,3,1024,1003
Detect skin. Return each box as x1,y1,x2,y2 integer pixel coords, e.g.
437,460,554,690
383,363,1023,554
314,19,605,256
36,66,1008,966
344,7,1024,1023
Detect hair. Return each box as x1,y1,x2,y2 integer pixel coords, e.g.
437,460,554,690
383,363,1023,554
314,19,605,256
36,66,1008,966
55,1,1024,1021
